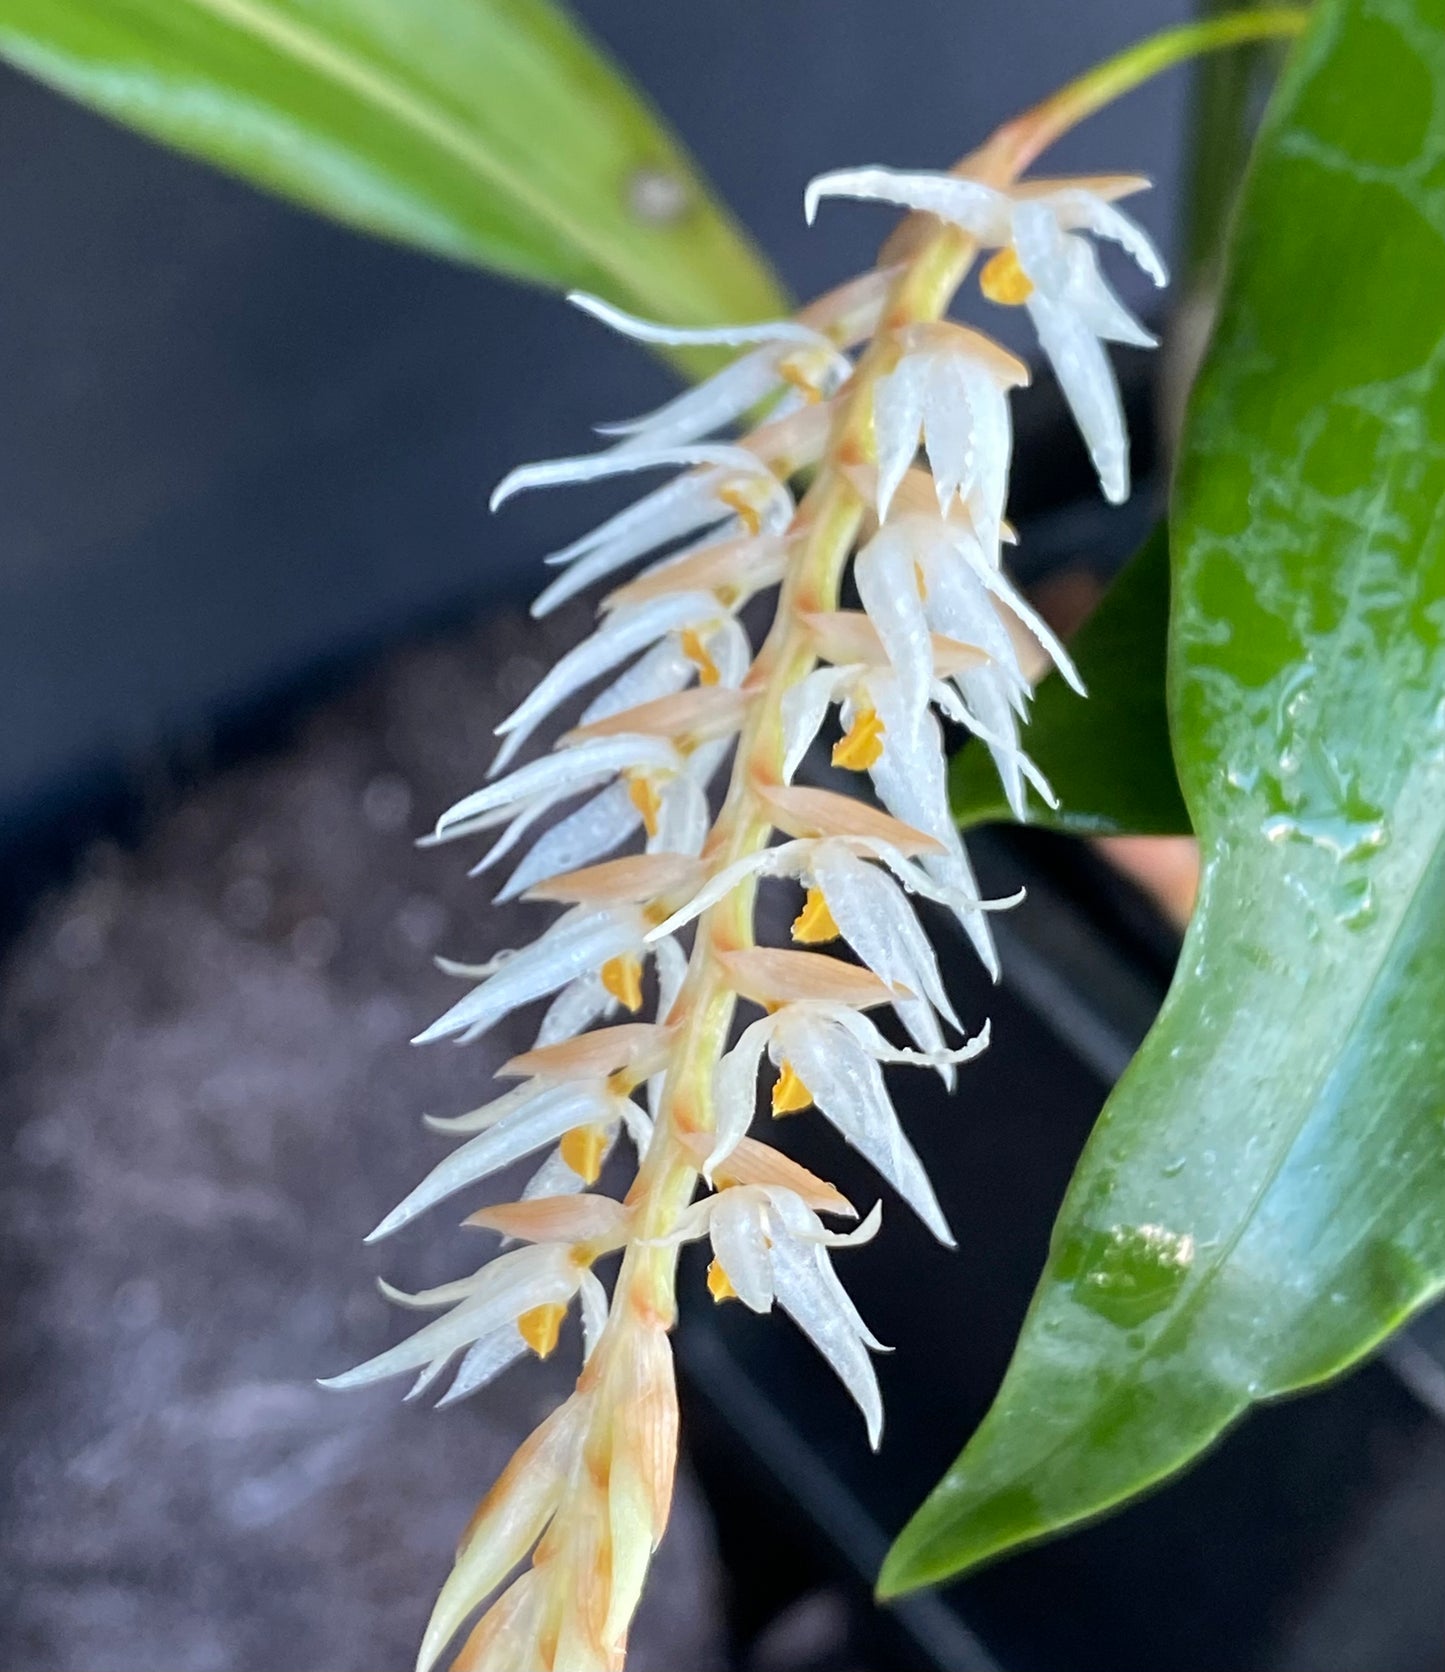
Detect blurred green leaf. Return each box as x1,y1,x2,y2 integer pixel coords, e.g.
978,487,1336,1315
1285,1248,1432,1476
885,0,1445,1594
0,0,785,324
950,527,1191,837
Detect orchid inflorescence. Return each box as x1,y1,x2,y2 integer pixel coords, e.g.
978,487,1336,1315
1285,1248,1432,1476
323,92,1164,1672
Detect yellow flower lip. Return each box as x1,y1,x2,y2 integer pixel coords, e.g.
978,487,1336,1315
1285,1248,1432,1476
626,773,663,838
559,1123,609,1185
791,887,841,945
517,1302,566,1359
706,1258,738,1302
601,953,645,1013
832,706,886,771
980,246,1035,306
771,1060,814,1116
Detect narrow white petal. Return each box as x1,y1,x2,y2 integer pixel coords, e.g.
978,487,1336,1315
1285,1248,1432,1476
1026,285,1132,504
424,1080,548,1138
703,615,754,688
781,665,850,782
1041,190,1168,286
818,1002,990,1073
653,771,711,856
775,1014,954,1245
531,471,737,616
599,349,787,450
413,910,642,1046
709,1189,776,1312
918,353,974,511
578,1268,611,1362
708,1015,777,1177
568,290,826,350
1039,225,1158,349
434,1327,530,1407
811,843,962,1034
403,1356,454,1404
919,539,1030,696
654,932,689,1022
319,1250,576,1391
947,529,1085,694
871,361,926,520
367,1083,620,1239
954,363,1014,556
863,677,998,976
961,668,1026,819
495,780,641,903
436,736,678,837
856,528,933,717
579,639,693,725
377,1271,492,1312
804,167,1009,241
617,1094,655,1157
491,593,721,768
492,442,770,511
468,798,559,878
646,846,798,943
534,972,616,1048
768,1232,884,1448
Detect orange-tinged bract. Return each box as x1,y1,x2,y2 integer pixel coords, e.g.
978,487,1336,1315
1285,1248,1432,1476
322,83,1164,1672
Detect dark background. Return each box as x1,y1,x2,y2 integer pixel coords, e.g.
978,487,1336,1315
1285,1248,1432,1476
10,4,1445,1671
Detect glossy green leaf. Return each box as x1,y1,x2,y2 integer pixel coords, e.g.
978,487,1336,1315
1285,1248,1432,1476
0,0,785,324
950,527,1191,837
884,0,1445,1594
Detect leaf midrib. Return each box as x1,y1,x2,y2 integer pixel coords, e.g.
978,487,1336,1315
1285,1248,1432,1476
161,0,678,303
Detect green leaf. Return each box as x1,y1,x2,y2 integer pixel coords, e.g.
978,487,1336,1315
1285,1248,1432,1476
0,0,785,325
884,0,1445,1595
949,527,1192,837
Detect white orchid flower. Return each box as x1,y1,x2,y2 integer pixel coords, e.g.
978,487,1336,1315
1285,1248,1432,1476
320,1237,613,1408
807,166,1166,500
488,590,747,774
709,1000,986,1243
414,901,677,1048
567,291,854,449
489,440,796,617
872,321,1030,554
667,1183,888,1446
647,832,1013,1076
